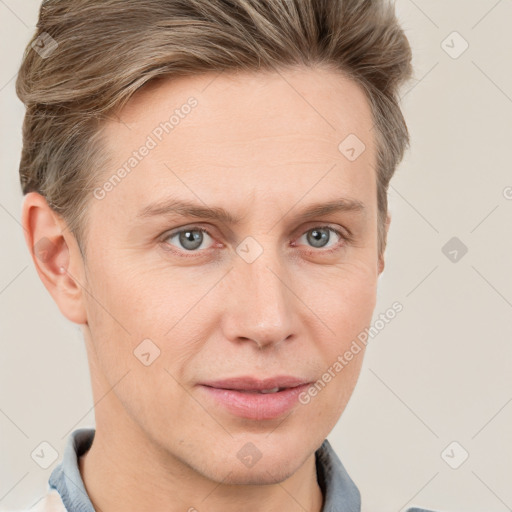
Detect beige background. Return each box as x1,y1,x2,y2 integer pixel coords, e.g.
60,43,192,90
1,1,511,511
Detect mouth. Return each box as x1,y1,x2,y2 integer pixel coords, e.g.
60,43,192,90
199,375,310,391
202,384,304,395
225,386,286,394
198,376,312,420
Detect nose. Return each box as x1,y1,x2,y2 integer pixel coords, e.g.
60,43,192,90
221,245,297,350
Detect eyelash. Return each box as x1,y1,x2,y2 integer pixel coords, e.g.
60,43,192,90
159,224,351,258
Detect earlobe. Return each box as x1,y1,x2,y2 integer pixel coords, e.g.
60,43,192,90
22,192,88,325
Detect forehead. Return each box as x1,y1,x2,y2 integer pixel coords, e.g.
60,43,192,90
97,66,377,216
114,66,374,146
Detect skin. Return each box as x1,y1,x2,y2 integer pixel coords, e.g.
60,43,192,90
23,65,389,512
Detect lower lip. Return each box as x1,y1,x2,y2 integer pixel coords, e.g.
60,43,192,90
199,384,311,420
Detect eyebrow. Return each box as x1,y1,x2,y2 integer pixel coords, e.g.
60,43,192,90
136,196,365,224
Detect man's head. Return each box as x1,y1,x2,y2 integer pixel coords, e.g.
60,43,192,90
17,0,412,493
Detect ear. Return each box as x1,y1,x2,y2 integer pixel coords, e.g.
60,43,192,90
378,212,391,275
21,192,88,325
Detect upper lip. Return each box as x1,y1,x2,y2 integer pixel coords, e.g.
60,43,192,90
199,376,311,391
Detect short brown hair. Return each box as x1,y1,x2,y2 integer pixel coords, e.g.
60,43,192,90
16,0,413,257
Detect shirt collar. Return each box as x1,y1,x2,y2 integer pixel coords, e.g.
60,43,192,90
49,428,361,512
48,428,95,512
315,437,361,511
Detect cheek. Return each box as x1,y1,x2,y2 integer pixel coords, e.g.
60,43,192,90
82,251,206,381
85,246,168,326
82,259,193,423
299,259,378,339
295,259,376,411
81,250,155,374
298,265,373,427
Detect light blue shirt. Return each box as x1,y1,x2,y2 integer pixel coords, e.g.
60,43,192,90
48,428,437,512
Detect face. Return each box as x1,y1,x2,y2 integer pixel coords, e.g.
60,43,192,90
78,66,382,484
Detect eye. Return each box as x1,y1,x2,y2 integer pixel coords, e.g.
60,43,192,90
296,226,346,251
163,227,214,252
160,224,349,257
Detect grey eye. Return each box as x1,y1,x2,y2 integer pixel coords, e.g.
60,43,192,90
301,227,341,249
167,228,212,251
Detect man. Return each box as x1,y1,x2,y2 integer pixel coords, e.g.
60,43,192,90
16,0,438,511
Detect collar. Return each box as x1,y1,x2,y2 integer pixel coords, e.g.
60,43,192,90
48,428,95,511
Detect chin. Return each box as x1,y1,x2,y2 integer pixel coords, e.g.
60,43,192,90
215,462,298,486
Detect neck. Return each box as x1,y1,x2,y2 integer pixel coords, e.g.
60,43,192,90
79,424,324,512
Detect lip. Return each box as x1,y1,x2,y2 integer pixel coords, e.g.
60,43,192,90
198,375,312,420
200,375,310,391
